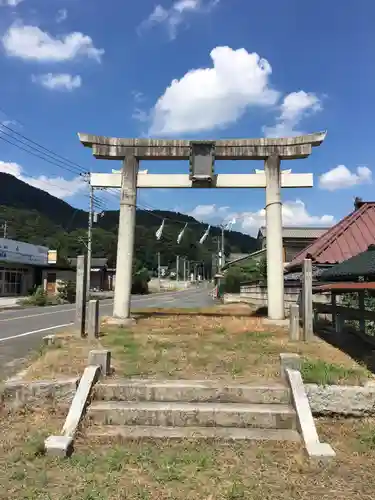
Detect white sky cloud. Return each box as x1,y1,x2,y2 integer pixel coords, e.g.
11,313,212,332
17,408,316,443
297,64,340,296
0,161,86,199
188,200,334,236
0,0,23,6
132,108,149,123
150,46,280,135
56,8,68,23
132,91,145,103
0,119,17,130
319,165,372,191
138,0,219,40
32,73,82,91
189,204,229,220
2,23,104,62
263,91,322,137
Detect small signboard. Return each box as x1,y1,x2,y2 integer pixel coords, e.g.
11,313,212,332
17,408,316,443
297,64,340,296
48,250,57,264
0,238,48,265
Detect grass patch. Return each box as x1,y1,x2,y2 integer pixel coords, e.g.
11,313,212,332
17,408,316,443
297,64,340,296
1,408,375,499
355,424,375,451
23,333,102,381
102,319,283,381
20,305,372,384
301,358,369,385
99,309,371,383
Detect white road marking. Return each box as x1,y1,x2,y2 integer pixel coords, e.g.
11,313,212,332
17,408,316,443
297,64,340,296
0,289,205,342
0,291,193,322
0,323,74,343
0,307,76,322
0,300,115,322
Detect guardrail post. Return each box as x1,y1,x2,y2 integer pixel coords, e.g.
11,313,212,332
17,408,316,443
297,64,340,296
75,254,87,337
87,299,99,339
302,259,313,341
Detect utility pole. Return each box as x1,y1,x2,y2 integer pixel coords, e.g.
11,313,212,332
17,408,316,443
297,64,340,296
220,225,226,270
2,221,7,239
183,257,186,282
176,255,179,282
216,237,221,271
87,184,94,293
157,251,161,290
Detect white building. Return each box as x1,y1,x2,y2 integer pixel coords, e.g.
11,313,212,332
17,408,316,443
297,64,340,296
0,238,48,296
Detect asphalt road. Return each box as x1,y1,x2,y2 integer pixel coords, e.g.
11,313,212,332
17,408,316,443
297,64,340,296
0,287,214,379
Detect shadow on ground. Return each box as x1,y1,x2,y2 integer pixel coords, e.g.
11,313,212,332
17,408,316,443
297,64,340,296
314,319,375,374
129,305,269,320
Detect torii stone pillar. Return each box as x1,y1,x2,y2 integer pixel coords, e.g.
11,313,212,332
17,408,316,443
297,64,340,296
112,155,138,323
78,132,326,324
265,154,284,320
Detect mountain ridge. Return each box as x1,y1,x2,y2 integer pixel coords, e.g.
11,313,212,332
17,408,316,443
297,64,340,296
0,172,258,271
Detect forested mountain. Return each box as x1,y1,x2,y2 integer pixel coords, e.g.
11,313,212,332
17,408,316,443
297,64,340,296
0,173,258,271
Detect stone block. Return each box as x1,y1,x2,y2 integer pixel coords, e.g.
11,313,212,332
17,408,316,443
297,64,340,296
280,353,301,381
263,318,289,327
88,401,297,429
305,441,336,463
44,435,73,457
285,368,336,462
87,425,301,442
94,380,291,404
306,384,375,416
105,316,136,328
2,378,78,407
62,365,101,437
43,334,57,346
88,350,111,376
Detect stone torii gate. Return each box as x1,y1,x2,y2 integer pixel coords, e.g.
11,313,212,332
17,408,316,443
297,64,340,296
78,132,326,324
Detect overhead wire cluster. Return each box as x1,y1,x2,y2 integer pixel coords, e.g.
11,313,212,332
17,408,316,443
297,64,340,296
0,116,110,213
0,110,248,241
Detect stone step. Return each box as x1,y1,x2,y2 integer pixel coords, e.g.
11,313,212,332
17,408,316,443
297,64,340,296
88,401,297,429
93,379,290,405
87,425,301,442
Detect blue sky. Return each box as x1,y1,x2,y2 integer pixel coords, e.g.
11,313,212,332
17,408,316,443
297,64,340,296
0,0,374,235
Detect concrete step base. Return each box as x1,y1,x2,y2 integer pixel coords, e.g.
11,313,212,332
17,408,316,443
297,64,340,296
87,425,301,442
93,379,290,405
88,401,296,429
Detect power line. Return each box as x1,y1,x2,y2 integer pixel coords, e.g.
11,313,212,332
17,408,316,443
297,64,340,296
0,144,96,208
0,133,85,177
0,108,98,206
0,121,88,175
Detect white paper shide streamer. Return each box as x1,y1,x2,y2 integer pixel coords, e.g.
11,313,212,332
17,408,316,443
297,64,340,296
199,225,211,244
155,220,165,241
177,223,188,244
225,217,236,230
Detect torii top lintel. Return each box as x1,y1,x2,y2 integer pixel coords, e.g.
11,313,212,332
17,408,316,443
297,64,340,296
77,131,327,161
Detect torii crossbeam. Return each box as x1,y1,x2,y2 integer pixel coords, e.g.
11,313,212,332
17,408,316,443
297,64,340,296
78,131,326,323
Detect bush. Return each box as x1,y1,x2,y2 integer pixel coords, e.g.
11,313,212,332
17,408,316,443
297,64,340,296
131,275,149,294
19,286,48,307
224,267,244,293
57,280,76,303
27,285,37,296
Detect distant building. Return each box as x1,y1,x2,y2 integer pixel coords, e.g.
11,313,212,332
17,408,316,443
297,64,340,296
0,238,48,296
285,199,375,282
42,257,114,294
223,226,330,271
257,226,330,263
